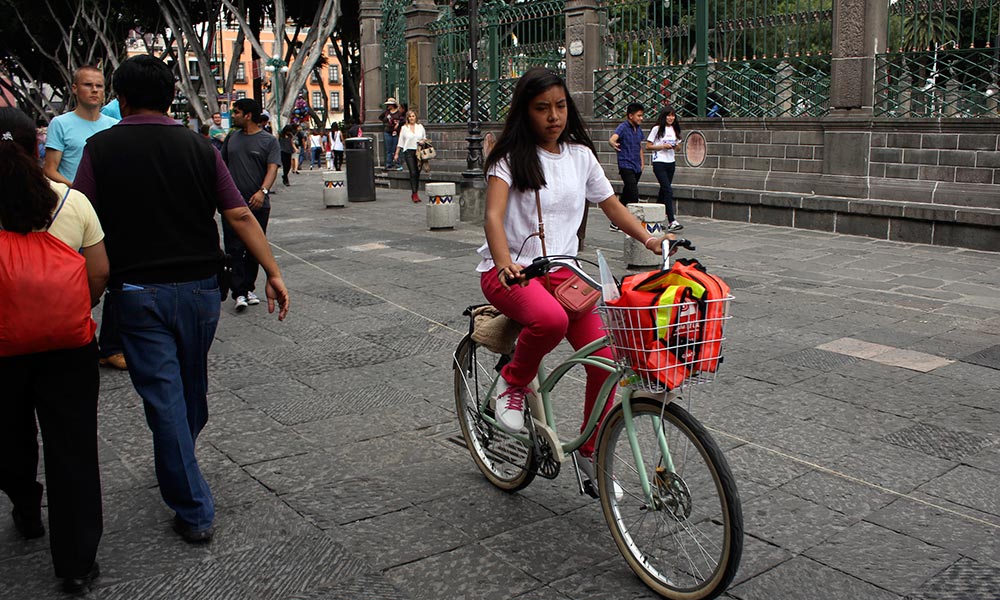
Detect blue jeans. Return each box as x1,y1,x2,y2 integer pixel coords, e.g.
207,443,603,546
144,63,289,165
384,132,398,167
110,276,219,530
652,161,677,222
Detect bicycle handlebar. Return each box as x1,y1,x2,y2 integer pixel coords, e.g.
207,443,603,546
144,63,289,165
516,238,696,287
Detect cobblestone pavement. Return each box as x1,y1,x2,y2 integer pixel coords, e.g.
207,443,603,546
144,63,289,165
3,171,999,600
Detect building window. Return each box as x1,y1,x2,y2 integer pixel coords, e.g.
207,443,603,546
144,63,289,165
236,91,247,100
236,62,246,82
330,92,340,109
310,70,318,83
312,91,323,108
328,44,335,56
328,65,339,83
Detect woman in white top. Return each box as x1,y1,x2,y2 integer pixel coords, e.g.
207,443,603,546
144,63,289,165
478,68,666,466
644,107,683,231
329,124,345,171
308,130,323,169
394,110,426,203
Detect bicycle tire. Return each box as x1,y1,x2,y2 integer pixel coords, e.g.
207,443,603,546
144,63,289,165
596,398,742,600
453,335,536,492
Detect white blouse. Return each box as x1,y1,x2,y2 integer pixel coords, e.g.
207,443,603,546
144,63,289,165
397,123,426,152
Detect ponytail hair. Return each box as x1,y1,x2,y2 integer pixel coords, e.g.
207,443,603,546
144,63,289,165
0,107,59,233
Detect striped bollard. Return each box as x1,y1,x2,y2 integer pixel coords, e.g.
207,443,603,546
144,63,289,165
425,182,458,230
624,202,666,267
323,171,346,208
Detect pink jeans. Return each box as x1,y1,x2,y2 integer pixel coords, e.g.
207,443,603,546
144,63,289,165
481,266,616,456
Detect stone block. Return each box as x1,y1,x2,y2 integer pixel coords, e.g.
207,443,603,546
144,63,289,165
871,132,887,147
800,160,823,173
795,209,836,231
934,222,1000,252
837,213,889,239
751,205,794,227
932,183,998,208
760,193,802,208
745,157,771,171
870,147,903,163
889,219,934,244
733,143,758,157
712,142,733,156
957,134,998,151
720,189,761,205
804,196,849,212
771,159,799,172
746,130,771,144
918,166,956,182
799,130,824,145
701,155,720,168
758,144,787,158
903,204,957,222
720,156,745,170
921,133,959,149
849,200,905,217
884,164,920,180
720,130,745,143
714,202,750,222
811,175,869,198
955,209,1000,227
784,145,811,159
771,130,799,144
831,58,864,108
683,199,713,218
955,167,993,184
869,179,933,202
322,171,347,208
887,132,922,148
625,203,666,267
975,151,1000,168
824,132,869,176
869,163,886,178
689,186,721,201
813,146,824,160
902,148,939,165
938,150,977,167
701,129,721,142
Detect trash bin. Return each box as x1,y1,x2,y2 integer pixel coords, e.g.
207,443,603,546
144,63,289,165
345,137,376,202
425,182,458,230
323,171,346,208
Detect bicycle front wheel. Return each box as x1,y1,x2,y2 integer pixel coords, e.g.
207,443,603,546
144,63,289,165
596,398,742,600
453,335,535,492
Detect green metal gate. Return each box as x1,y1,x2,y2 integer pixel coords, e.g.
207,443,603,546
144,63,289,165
382,0,409,106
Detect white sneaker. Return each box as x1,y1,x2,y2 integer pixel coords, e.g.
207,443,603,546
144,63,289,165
246,291,261,305
234,296,249,312
667,220,684,232
493,377,527,433
577,453,624,501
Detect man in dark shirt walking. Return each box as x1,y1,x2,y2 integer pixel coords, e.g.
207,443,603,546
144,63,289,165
222,98,281,312
74,55,290,544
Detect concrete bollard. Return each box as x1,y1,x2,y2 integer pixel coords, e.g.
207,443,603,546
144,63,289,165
426,182,459,230
323,171,347,208
624,203,666,267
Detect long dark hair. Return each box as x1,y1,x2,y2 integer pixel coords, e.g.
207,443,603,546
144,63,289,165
654,107,682,141
483,67,596,192
0,107,59,233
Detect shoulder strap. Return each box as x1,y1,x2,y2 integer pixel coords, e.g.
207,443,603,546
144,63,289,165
534,189,547,257
48,187,72,229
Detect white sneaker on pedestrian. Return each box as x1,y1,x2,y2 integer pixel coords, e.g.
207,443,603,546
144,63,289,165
609,223,621,232
667,220,684,232
234,296,249,312
493,377,527,433
577,453,624,501
246,291,261,305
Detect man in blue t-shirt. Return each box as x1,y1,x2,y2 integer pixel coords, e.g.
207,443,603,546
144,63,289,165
608,102,645,230
44,66,118,186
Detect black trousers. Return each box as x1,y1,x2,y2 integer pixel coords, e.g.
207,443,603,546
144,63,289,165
221,205,270,299
652,161,677,221
281,152,292,184
618,167,641,205
403,149,419,193
0,340,102,578
333,149,344,171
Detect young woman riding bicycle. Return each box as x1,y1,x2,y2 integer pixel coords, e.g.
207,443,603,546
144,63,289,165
477,67,667,465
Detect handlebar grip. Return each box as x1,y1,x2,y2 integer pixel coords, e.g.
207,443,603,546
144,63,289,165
519,257,551,281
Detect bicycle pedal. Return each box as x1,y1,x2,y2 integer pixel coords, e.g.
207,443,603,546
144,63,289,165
582,479,599,499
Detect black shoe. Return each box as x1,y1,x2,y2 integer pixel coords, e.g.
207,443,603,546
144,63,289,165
61,562,99,595
172,516,214,544
11,508,44,539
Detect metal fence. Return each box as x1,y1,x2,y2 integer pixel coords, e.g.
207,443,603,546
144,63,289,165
381,0,409,106
594,0,833,119
427,0,565,123
875,0,999,118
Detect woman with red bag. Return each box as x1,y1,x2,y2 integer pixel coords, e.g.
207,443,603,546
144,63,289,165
477,68,665,469
0,107,108,595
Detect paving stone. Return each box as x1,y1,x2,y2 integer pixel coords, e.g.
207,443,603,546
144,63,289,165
243,452,348,496
725,443,814,489
728,535,794,586
907,557,1000,600
883,422,994,460
741,490,855,553
283,572,412,600
482,516,617,582
778,470,897,519
806,521,959,595
385,543,540,600
335,506,471,569
775,347,863,371
92,558,259,600
418,480,556,540
282,476,413,529
917,464,1000,517
832,440,956,494
548,555,663,599
963,446,1000,475
0,550,88,600
729,556,900,600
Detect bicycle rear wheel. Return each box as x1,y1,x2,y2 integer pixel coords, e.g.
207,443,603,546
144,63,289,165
453,335,535,492
596,398,742,600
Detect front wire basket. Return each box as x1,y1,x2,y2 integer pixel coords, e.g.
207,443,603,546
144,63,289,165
597,295,733,393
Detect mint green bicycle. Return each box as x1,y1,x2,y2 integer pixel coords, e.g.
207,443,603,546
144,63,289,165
453,241,743,600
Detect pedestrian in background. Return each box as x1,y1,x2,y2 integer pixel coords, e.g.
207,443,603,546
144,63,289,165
208,111,227,151
329,123,345,171
74,55,290,546
279,124,295,186
645,107,683,232
608,101,645,230
309,129,323,169
222,98,281,313
45,65,125,371
394,110,426,203
378,97,403,170
295,124,307,172
0,106,108,595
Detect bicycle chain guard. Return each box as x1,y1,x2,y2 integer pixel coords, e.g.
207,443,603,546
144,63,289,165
525,411,561,480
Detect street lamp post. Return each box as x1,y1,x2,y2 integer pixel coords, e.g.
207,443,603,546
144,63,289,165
463,0,484,179
264,55,289,130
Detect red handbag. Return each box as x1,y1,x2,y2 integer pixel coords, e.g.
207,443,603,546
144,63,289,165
0,191,96,356
534,190,600,316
